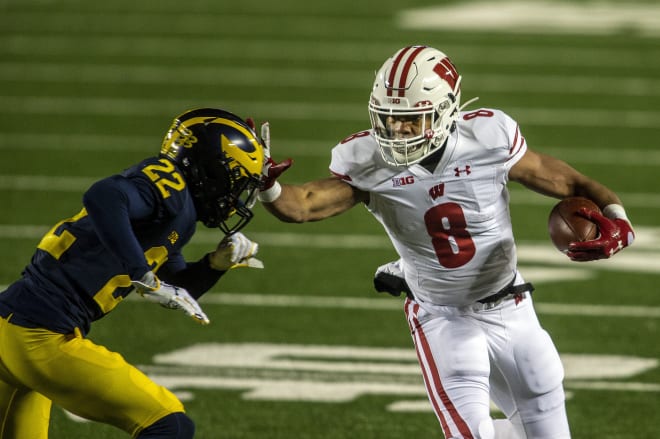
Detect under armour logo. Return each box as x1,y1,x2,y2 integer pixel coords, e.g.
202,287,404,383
609,240,624,256
454,165,471,177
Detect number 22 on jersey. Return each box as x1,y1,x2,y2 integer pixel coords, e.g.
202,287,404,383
141,158,186,199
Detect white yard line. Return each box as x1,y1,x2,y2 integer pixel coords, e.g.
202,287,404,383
1,134,659,168
1,225,659,315
3,35,659,67
400,1,660,37
0,95,659,128
1,62,659,97
196,293,660,319
0,284,657,319
2,176,659,209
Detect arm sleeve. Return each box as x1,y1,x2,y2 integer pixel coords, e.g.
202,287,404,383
82,175,157,279
158,253,226,299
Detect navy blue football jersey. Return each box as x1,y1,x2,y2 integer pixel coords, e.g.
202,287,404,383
0,157,199,335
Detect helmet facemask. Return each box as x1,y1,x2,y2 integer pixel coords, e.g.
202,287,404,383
182,154,261,235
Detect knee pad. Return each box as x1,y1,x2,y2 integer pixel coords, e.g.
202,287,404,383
514,330,564,395
477,418,495,438
138,412,195,439
470,418,523,439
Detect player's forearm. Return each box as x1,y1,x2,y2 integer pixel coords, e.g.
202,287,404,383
263,179,362,223
158,254,225,299
261,184,318,223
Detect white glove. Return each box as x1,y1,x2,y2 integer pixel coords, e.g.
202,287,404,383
208,232,264,270
131,271,210,325
375,259,404,278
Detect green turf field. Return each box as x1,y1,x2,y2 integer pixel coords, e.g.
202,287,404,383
1,0,659,437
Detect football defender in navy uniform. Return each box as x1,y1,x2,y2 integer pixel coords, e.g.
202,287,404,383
0,108,266,438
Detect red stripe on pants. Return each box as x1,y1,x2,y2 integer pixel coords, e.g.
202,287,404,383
405,298,474,439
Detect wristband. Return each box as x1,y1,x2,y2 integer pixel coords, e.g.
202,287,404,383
257,181,282,203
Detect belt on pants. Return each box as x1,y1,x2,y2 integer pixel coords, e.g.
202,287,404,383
477,279,535,305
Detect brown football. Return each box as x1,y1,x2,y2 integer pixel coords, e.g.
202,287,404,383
548,197,601,253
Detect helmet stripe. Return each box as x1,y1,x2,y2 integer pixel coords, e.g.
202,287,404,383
396,46,427,97
386,47,410,97
387,46,428,98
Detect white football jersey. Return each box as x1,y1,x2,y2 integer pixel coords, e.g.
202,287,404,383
330,108,527,306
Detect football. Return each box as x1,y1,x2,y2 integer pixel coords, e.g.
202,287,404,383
548,197,601,253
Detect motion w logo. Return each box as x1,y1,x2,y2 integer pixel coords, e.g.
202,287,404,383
429,183,445,200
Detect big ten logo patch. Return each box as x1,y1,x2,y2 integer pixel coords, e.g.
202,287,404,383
392,175,415,187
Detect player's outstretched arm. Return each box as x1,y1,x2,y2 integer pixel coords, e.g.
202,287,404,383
262,176,367,223
257,147,368,223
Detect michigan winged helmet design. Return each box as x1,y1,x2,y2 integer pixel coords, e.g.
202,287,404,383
161,108,265,234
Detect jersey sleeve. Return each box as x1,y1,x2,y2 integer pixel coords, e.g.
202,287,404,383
461,108,528,172
500,110,528,171
82,174,159,279
329,130,397,191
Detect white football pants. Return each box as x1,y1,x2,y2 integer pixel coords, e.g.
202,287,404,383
404,287,570,439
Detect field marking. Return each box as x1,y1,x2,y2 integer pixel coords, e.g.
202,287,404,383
2,61,659,98
3,35,659,72
7,6,660,38
1,224,659,272
0,279,658,319
152,344,658,382
62,342,658,423
0,95,659,129
140,343,660,411
2,134,660,168
199,294,660,319
400,1,660,36
2,224,660,247
2,176,660,210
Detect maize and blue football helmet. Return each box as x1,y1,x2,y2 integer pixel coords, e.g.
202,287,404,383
160,108,265,235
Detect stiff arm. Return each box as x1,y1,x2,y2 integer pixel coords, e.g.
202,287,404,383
261,176,368,223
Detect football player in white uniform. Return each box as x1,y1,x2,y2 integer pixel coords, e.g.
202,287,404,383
256,46,634,438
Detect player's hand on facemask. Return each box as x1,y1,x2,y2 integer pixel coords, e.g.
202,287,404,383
246,117,293,202
131,271,210,325
373,259,412,297
208,232,264,270
567,207,635,261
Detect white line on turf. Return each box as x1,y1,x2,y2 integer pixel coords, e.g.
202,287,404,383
0,95,659,128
